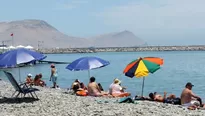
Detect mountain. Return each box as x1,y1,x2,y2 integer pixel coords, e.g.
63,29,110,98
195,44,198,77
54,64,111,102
0,19,91,48
0,19,146,48
89,30,146,47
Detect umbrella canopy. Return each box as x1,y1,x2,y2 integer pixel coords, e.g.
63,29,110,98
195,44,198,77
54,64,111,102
123,57,163,96
66,56,110,77
0,48,46,68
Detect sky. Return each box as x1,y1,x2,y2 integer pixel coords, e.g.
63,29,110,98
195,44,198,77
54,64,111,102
0,0,205,45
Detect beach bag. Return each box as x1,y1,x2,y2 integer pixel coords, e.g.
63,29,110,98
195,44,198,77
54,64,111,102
164,98,181,105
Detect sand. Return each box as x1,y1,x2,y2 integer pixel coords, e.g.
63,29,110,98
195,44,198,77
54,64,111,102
0,81,204,116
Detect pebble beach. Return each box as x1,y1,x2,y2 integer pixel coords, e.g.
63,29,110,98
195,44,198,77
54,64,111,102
0,81,205,116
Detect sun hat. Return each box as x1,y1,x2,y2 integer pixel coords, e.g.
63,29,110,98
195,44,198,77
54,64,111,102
27,73,32,77
114,78,121,85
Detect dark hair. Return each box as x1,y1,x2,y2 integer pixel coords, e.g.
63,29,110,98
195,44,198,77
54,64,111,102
39,73,42,78
90,76,95,82
73,84,80,92
75,79,79,82
149,93,154,100
98,83,104,91
34,75,40,82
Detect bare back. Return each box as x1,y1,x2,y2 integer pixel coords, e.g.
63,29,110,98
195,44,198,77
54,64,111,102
87,82,101,96
181,88,192,104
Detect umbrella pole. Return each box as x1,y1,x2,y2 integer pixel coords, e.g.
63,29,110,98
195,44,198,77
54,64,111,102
141,77,145,97
88,70,90,78
18,68,21,83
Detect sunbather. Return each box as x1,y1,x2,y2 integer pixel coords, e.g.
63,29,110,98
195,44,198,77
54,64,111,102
25,73,33,85
71,79,81,89
149,92,176,103
34,74,46,87
87,76,108,97
110,78,130,97
181,82,205,110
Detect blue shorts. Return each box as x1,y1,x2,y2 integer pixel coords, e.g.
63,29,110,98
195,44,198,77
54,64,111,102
51,76,57,83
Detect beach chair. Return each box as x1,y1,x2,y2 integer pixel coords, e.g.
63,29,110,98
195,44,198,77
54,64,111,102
3,71,39,99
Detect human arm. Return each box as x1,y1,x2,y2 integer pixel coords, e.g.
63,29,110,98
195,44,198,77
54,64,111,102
50,69,54,81
190,91,200,99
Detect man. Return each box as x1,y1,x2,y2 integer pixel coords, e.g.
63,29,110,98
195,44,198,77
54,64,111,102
49,64,58,88
149,92,176,102
181,82,203,109
87,77,103,97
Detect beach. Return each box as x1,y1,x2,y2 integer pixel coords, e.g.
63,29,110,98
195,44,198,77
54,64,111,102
0,81,205,116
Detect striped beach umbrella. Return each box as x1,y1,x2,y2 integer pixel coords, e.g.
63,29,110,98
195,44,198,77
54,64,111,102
123,57,163,96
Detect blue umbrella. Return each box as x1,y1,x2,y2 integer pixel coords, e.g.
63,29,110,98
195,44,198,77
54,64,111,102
66,56,110,77
0,48,46,82
0,48,46,68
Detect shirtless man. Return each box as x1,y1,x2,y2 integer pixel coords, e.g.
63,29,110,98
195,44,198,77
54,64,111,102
149,92,176,102
87,77,102,97
181,82,203,109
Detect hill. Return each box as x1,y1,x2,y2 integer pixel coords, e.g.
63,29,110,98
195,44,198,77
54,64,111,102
0,19,146,48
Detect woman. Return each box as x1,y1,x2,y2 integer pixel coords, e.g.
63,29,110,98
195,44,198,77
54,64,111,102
49,64,58,88
110,79,130,97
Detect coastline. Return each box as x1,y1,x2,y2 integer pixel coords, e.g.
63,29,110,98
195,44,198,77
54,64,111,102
36,45,205,54
0,81,205,116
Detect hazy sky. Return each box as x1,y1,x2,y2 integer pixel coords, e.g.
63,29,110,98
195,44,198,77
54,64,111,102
0,0,205,45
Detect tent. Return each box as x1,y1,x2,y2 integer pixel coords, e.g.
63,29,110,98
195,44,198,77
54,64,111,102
25,45,34,49
16,45,25,48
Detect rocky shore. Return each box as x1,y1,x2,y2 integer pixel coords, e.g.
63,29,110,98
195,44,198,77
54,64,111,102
37,45,205,54
0,81,205,116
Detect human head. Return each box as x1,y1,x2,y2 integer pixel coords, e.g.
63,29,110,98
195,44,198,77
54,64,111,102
27,73,32,78
185,82,194,90
75,79,80,83
90,76,95,82
73,83,80,92
50,64,55,68
34,75,40,81
114,78,121,85
149,92,154,100
39,73,42,78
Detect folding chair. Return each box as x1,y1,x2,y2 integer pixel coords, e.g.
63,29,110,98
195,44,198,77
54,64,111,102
4,71,39,99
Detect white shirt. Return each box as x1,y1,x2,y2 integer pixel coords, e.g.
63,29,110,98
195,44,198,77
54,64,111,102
111,84,123,94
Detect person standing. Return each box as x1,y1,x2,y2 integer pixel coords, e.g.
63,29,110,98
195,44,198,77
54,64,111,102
49,64,58,88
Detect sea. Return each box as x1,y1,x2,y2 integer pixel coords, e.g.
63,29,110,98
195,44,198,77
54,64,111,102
1,51,205,100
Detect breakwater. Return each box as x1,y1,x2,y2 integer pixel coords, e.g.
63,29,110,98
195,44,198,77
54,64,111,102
37,45,205,54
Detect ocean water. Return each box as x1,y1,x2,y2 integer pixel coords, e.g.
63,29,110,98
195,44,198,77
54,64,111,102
1,51,205,100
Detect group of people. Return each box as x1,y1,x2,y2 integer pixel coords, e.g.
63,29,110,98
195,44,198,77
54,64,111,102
70,77,130,97
25,63,205,110
26,73,46,87
25,63,58,88
145,82,205,110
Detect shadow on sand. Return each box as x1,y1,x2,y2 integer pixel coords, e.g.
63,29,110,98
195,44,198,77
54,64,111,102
0,97,39,104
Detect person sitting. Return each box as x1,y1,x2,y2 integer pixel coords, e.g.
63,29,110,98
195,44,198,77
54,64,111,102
149,92,176,103
38,73,46,87
33,74,46,87
80,82,87,90
71,79,81,90
87,76,107,97
72,83,88,96
181,82,205,110
25,73,33,85
110,78,130,97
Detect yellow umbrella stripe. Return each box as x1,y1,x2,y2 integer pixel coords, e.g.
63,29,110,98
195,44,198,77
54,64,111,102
135,60,149,78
